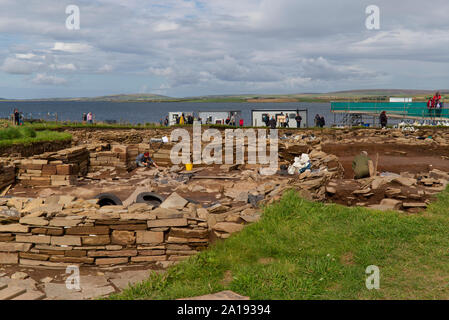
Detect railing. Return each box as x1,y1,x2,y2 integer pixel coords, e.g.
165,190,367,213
331,102,449,120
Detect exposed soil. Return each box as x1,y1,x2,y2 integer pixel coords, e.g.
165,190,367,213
0,139,72,158
323,143,449,179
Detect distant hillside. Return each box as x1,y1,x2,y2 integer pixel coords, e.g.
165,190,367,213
325,89,441,97
3,89,448,103
79,93,171,101
48,94,172,102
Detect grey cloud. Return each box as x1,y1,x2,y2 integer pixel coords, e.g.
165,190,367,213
0,0,448,97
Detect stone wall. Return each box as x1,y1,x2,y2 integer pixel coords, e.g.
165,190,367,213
0,163,15,190
89,144,132,172
15,147,89,187
0,198,209,268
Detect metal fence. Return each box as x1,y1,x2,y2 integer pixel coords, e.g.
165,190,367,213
331,102,449,120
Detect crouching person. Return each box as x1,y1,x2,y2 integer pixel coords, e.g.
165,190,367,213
136,152,158,168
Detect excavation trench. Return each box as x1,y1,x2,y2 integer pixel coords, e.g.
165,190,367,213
322,143,449,179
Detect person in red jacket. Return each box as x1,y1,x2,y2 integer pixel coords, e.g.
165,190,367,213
432,91,442,118
432,91,441,107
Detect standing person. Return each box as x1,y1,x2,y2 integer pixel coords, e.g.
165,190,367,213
262,114,269,127
314,114,320,127
295,113,302,128
277,112,285,128
436,101,443,118
164,116,169,127
179,113,185,125
433,91,442,105
239,118,244,127
319,115,325,128
82,113,87,124
427,98,433,117
268,116,277,129
284,114,289,128
13,108,20,126
379,111,387,128
230,114,235,126
86,112,93,124
432,91,441,118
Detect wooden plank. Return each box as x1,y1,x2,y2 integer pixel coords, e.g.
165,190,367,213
0,287,27,300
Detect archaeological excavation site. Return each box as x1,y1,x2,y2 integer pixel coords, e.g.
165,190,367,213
0,126,449,300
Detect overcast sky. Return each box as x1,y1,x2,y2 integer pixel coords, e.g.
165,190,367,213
0,0,448,98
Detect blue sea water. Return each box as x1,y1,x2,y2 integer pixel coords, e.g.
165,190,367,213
0,101,333,126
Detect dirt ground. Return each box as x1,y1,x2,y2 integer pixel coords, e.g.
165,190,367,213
323,143,449,179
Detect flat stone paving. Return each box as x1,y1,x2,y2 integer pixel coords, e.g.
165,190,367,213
0,267,165,300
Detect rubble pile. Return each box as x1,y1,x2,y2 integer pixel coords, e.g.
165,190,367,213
284,147,345,201
325,169,449,213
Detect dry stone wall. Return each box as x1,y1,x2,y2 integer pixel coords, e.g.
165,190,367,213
15,147,89,187
0,163,15,190
0,199,209,268
89,144,133,172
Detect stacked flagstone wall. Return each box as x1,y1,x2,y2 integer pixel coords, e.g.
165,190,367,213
0,196,209,268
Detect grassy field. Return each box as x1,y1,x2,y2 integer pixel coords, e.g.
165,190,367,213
111,188,449,300
0,126,72,147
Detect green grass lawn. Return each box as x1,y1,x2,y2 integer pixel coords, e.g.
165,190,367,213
111,188,449,300
0,126,72,147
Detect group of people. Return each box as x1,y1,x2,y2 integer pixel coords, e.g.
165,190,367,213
314,114,325,128
427,91,444,117
82,112,94,124
171,113,245,127
160,116,170,126
225,114,244,126
175,113,195,125
262,112,303,129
